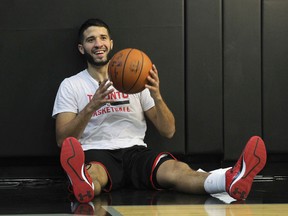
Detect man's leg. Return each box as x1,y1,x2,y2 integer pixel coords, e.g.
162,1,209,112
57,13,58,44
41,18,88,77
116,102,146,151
156,160,209,194
156,136,267,200
86,163,109,196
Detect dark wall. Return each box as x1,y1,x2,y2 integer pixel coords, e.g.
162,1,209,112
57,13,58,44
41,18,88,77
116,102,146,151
186,0,288,160
0,0,185,158
263,0,288,154
186,0,223,155
222,0,262,160
0,0,287,164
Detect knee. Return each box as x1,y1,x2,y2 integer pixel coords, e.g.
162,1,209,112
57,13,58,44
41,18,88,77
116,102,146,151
87,163,109,188
168,161,192,177
156,160,191,186
93,180,102,196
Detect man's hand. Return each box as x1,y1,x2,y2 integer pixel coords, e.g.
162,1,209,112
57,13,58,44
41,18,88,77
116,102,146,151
87,79,115,112
145,64,162,101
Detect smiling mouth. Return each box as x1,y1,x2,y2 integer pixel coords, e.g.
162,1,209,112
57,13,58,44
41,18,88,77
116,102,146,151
96,51,104,54
92,49,106,55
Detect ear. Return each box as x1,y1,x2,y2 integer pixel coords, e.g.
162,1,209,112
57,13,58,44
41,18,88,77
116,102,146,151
78,44,84,54
110,40,114,50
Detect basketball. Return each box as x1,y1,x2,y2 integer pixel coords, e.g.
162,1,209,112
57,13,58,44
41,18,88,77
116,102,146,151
108,48,152,94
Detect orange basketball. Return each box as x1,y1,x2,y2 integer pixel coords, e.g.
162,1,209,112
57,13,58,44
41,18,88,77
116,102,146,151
108,48,152,94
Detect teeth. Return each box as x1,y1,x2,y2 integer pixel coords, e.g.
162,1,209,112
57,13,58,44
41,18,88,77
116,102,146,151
94,50,104,54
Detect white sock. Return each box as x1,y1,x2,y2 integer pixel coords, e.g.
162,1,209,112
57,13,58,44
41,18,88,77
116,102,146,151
204,171,226,194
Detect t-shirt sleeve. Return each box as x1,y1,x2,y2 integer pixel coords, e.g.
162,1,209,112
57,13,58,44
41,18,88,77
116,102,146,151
52,79,78,118
140,88,155,111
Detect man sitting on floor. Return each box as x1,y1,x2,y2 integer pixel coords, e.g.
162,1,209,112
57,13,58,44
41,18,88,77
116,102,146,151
52,18,267,203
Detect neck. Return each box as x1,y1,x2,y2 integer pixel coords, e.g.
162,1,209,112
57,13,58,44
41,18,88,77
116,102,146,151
87,62,109,82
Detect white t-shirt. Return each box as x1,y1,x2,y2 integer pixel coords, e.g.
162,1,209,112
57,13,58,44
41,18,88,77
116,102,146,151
52,69,155,151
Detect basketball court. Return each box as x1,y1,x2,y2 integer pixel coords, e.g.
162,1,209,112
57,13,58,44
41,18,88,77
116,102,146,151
1,162,287,215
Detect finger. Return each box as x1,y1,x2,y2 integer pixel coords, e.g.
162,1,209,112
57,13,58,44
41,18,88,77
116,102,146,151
98,80,113,93
148,71,159,84
98,79,107,87
100,88,114,99
103,81,113,91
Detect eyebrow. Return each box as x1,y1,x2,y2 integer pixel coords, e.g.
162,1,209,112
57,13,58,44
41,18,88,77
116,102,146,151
85,36,95,41
86,33,108,38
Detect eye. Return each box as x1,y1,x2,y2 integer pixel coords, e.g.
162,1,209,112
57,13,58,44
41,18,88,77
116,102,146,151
101,35,108,41
86,37,94,43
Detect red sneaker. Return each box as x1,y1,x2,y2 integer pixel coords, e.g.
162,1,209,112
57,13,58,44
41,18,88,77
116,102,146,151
225,136,267,200
60,137,94,203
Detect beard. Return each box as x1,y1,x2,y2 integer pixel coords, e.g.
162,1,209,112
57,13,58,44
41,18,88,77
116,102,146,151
83,50,111,67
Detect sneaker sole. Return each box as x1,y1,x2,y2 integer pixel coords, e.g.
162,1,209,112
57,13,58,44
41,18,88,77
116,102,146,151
229,136,267,200
60,137,94,203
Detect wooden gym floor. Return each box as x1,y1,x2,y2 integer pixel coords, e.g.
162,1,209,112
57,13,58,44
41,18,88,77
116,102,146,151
0,160,287,215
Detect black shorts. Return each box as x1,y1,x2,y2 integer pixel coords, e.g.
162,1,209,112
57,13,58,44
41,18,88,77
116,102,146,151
84,145,176,192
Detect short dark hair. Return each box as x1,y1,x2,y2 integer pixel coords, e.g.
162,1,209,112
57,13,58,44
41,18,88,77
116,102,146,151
78,18,112,43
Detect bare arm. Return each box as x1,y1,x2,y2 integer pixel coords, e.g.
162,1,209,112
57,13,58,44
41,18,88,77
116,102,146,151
55,80,115,147
144,65,176,138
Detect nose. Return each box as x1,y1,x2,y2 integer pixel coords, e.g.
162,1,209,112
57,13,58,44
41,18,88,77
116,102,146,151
94,37,103,47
